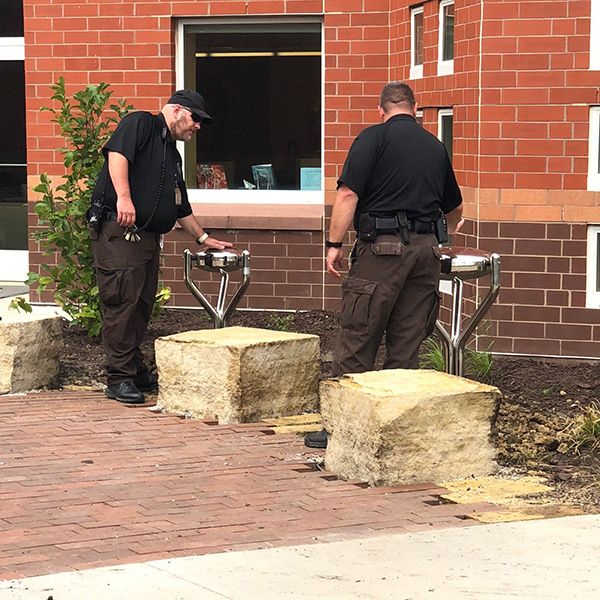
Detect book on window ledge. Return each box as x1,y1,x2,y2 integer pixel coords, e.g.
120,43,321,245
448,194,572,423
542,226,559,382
251,164,276,190
196,164,228,189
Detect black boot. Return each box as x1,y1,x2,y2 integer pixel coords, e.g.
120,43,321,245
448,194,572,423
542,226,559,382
105,381,145,404
304,428,328,449
135,371,158,392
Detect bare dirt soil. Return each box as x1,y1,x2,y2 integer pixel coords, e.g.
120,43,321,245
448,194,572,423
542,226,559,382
59,307,600,512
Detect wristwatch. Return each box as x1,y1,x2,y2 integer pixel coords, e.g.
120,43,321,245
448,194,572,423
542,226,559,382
196,232,210,245
325,240,343,248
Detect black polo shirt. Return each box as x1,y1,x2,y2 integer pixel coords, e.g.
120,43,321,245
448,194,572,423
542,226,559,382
337,114,462,228
91,111,192,234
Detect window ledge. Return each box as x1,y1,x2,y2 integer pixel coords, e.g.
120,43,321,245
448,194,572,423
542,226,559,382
187,203,324,231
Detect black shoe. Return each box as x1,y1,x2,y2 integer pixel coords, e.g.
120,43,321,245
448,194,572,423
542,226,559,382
105,381,145,404
135,371,158,392
304,428,328,449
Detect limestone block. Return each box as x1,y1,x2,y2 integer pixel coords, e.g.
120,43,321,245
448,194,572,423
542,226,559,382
155,326,320,423
321,369,501,486
0,315,63,394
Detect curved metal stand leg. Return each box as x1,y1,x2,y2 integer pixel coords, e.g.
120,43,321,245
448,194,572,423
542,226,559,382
434,253,501,377
183,249,252,329
184,250,220,325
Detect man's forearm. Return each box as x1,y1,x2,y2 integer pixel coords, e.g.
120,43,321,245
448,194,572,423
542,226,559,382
329,185,359,243
445,203,464,234
107,152,131,201
177,214,205,239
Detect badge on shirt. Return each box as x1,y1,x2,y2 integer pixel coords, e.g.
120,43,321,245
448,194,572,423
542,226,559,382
175,187,182,206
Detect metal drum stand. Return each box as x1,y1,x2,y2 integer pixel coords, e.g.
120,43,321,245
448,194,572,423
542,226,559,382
183,248,251,328
434,247,501,377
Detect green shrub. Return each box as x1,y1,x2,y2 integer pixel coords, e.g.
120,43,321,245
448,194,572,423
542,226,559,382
267,313,295,332
418,335,493,382
418,336,446,372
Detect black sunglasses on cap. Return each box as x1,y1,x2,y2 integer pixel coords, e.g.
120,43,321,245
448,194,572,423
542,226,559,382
181,106,202,123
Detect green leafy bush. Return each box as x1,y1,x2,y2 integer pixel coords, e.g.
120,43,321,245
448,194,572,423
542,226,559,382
28,78,170,337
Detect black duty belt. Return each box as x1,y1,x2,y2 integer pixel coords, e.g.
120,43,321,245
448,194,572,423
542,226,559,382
373,215,434,235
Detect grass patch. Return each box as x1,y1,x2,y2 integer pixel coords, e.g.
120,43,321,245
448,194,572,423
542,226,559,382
566,401,600,454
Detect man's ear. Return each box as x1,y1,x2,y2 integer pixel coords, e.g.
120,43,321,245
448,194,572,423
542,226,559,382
378,105,385,120
413,101,418,117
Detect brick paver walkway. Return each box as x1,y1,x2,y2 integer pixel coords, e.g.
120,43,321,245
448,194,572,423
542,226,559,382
0,390,497,579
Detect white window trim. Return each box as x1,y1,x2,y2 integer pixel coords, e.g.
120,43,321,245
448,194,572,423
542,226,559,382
591,0,600,70
438,0,454,76
437,108,453,144
0,36,27,283
0,37,24,61
410,5,424,80
175,17,324,205
588,106,600,191
586,225,600,308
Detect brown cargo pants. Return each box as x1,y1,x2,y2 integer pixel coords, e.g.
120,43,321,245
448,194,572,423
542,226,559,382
90,221,160,386
333,231,441,377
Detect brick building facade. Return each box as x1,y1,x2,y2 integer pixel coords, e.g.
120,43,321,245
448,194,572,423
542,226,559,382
21,0,600,359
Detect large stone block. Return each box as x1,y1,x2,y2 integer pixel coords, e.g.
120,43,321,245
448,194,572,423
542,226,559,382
0,315,63,394
321,369,501,486
155,326,320,423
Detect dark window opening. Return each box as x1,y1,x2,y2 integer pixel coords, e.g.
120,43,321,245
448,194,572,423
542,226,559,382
183,22,321,191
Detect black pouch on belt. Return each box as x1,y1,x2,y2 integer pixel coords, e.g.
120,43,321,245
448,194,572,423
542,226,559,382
434,213,449,244
358,213,377,242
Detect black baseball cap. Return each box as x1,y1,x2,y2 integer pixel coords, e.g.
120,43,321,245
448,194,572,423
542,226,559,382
168,90,213,124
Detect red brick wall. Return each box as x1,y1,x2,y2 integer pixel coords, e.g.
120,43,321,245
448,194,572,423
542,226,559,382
23,0,600,359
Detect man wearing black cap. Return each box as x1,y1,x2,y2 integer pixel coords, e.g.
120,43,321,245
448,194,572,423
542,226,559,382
89,90,232,405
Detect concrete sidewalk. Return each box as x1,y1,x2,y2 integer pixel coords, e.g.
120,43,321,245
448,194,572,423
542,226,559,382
1,514,598,599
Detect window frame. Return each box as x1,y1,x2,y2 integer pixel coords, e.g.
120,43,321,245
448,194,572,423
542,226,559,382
437,108,453,160
176,17,324,205
437,0,454,76
586,224,600,308
588,106,600,191
410,5,424,80
591,0,600,70
0,33,27,280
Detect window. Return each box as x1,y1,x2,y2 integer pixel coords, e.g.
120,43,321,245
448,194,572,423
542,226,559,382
410,5,424,80
0,0,23,37
438,108,453,161
588,106,600,191
0,0,27,281
177,18,322,204
591,0,600,70
438,0,454,76
586,225,600,308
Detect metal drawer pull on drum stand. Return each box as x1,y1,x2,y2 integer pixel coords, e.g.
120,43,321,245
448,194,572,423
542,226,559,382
183,249,251,328
434,247,501,377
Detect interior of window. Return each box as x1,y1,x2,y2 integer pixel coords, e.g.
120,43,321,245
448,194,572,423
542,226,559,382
0,59,27,251
182,22,322,194
442,2,455,62
412,8,424,67
439,110,454,162
1,0,23,37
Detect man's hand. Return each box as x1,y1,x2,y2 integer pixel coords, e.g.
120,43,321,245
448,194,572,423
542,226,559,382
326,247,345,278
203,236,233,251
116,197,136,227
445,203,464,235
449,217,465,234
